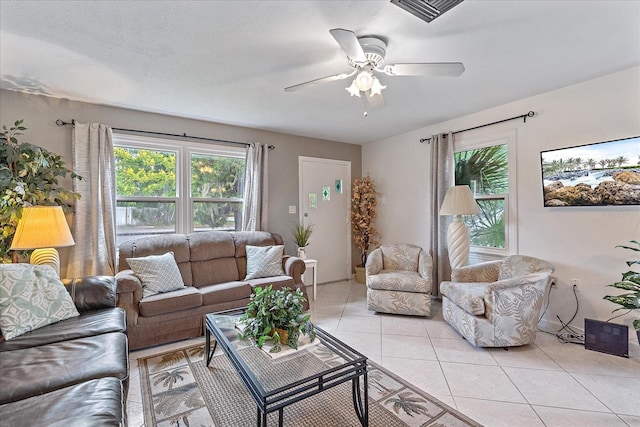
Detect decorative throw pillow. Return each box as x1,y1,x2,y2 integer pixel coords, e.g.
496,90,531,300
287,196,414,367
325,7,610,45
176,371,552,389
126,252,186,298
245,245,285,280
0,264,80,340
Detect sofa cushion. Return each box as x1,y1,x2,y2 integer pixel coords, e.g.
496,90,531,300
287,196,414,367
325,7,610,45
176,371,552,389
245,275,296,291
0,377,124,427
231,231,277,258
244,245,285,279
138,286,202,317
0,264,80,340
381,244,421,271
127,252,186,298
0,308,126,352
0,332,128,404
191,258,240,287
199,281,253,306
189,231,235,261
118,233,192,285
439,282,488,316
367,270,430,293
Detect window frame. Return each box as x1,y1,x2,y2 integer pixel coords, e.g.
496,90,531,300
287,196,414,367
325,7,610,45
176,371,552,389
453,129,518,259
113,133,246,241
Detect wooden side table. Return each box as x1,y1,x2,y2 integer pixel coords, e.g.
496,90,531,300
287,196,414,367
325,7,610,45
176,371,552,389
303,258,318,300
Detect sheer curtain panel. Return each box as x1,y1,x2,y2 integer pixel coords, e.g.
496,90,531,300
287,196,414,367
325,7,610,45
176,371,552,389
242,142,269,231
429,132,454,295
66,123,117,277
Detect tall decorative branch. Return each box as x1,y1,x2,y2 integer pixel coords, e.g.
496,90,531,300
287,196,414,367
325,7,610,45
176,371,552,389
351,176,380,266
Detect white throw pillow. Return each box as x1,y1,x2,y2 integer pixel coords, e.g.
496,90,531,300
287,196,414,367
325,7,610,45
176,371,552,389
127,252,186,298
0,264,80,340
245,245,285,280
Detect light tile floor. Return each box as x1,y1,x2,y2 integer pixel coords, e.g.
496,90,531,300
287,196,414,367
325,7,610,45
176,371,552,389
127,280,640,427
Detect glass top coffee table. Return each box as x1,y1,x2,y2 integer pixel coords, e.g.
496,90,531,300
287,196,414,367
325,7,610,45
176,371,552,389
205,310,368,427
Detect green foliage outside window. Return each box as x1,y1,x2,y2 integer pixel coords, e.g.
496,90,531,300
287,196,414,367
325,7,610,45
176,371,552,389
114,146,245,234
454,144,508,249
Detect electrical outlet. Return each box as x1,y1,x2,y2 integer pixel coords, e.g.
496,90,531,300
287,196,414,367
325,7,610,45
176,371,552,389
570,278,581,290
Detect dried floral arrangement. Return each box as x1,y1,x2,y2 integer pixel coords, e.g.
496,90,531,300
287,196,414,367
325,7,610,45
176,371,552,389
350,176,379,266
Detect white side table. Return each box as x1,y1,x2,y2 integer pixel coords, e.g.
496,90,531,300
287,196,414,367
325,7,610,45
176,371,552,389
303,259,318,300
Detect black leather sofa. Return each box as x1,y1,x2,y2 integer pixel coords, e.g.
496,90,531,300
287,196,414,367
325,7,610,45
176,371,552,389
0,276,129,426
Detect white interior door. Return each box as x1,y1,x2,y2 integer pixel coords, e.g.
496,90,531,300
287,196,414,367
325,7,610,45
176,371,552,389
299,157,351,284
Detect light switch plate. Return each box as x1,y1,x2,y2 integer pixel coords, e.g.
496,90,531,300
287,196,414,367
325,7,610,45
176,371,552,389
288,205,296,214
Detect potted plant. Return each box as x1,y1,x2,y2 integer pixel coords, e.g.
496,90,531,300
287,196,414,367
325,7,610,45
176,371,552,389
291,219,313,260
239,285,315,353
0,120,82,263
603,240,640,344
350,176,379,283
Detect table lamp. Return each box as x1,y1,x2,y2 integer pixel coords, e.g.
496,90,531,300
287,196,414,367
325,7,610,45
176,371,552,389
10,206,75,277
439,185,480,270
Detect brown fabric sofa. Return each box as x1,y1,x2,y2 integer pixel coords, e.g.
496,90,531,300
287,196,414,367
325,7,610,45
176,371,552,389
115,231,308,350
0,276,128,427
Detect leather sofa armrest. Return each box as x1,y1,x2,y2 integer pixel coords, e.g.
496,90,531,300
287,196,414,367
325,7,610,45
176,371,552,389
62,276,117,312
451,260,502,283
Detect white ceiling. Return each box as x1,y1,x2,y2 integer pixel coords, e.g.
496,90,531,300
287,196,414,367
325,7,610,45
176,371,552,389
1,1,639,144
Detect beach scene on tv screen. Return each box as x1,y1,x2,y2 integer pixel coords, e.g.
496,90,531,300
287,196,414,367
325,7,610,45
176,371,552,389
542,136,640,206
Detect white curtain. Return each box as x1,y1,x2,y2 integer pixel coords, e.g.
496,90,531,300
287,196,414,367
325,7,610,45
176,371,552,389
242,143,269,231
66,123,116,277
429,132,454,296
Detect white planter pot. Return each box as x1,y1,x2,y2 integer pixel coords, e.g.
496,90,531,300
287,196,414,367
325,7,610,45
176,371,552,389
297,247,307,259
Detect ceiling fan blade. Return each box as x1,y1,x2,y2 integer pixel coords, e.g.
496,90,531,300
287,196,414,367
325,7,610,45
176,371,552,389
285,70,356,92
366,91,385,109
383,62,465,77
330,28,367,63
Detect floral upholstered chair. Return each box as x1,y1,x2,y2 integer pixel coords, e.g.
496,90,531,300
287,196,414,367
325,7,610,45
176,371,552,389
365,244,432,316
439,255,554,347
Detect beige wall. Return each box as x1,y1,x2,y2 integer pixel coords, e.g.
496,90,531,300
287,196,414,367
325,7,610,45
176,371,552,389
0,89,362,270
364,67,640,336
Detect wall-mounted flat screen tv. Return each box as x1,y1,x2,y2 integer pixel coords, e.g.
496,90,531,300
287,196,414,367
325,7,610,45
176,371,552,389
541,136,640,207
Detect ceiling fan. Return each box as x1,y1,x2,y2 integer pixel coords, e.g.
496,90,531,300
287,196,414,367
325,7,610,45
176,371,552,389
284,28,465,109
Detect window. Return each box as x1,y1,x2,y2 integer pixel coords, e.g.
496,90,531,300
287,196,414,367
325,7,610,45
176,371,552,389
114,134,245,248
453,132,516,256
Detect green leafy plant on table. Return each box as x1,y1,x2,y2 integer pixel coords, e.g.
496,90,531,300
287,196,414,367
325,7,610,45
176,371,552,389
0,120,82,263
239,285,315,353
291,220,314,248
603,240,640,339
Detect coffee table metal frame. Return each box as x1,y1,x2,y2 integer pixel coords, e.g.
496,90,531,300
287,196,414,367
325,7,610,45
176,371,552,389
205,309,368,427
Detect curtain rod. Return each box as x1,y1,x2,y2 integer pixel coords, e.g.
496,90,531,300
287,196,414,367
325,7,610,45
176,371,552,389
55,119,275,150
419,111,535,143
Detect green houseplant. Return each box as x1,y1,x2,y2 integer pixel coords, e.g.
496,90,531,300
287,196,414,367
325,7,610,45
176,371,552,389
239,285,315,353
603,240,640,343
350,176,379,283
291,219,314,259
0,120,82,263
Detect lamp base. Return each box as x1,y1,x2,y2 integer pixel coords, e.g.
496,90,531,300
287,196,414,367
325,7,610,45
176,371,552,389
447,217,470,270
30,248,61,277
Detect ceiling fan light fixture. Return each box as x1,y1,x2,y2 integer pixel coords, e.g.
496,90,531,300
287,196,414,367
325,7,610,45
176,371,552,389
346,79,361,97
369,77,386,96
354,71,374,91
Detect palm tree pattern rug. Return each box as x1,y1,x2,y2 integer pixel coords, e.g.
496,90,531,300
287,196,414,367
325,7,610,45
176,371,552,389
138,344,483,427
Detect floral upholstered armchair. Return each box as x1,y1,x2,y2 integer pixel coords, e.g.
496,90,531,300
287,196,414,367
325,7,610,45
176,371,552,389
439,255,554,347
365,244,432,316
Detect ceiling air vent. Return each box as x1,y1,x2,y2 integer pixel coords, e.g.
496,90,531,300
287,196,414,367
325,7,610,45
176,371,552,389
390,0,464,23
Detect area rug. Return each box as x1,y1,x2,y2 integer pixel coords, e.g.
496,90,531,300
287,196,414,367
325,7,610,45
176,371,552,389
138,343,482,427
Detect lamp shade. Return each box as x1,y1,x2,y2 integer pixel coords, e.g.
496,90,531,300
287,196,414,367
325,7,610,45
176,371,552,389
439,185,480,216
10,206,75,250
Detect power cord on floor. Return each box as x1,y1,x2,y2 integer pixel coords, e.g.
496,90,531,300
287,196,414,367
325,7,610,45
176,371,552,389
555,284,585,345
537,282,584,345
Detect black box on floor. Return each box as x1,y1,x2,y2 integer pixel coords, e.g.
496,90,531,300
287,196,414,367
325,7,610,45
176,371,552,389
584,318,628,358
